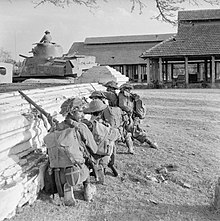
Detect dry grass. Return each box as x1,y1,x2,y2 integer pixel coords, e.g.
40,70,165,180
9,88,220,221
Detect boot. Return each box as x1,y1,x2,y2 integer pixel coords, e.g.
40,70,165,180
125,135,134,154
84,183,96,202
145,139,158,149
97,164,105,184
107,154,119,177
109,165,119,177
63,183,76,206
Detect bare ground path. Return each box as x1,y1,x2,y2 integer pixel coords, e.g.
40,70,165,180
8,88,220,221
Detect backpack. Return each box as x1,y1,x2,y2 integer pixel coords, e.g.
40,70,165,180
102,106,123,128
44,128,83,168
134,98,146,119
43,128,82,197
118,91,134,114
92,120,119,156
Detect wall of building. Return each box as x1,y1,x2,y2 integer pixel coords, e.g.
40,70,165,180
0,83,104,221
0,62,13,83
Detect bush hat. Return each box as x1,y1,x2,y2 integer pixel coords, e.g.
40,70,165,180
60,97,86,116
83,99,107,114
119,83,133,90
104,81,118,89
89,91,107,99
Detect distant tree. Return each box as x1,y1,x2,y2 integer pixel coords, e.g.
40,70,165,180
0,48,14,63
32,0,220,24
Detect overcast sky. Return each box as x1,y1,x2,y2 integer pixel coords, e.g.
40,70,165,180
0,0,219,61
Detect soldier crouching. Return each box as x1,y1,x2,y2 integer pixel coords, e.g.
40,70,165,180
89,90,134,155
44,97,98,206
118,83,158,149
83,99,120,182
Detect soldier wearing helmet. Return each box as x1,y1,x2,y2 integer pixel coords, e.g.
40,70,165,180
89,91,107,101
46,97,98,206
88,87,134,154
40,30,52,43
118,83,137,114
118,83,158,150
102,80,119,107
83,99,120,180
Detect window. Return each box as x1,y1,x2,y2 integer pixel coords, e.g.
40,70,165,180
0,67,6,75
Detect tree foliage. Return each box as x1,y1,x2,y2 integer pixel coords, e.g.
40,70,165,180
32,0,220,24
0,48,14,63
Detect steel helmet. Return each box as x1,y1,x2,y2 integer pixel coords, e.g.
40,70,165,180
83,99,107,114
104,81,118,89
119,83,133,90
89,91,107,99
59,97,86,116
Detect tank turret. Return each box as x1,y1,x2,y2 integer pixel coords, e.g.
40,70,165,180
31,43,63,58
16,42,66,78
13,36,97,82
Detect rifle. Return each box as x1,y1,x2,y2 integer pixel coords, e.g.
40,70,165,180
75,84,89,104
18,90,59,130
19,90,101,181
90,83,97,91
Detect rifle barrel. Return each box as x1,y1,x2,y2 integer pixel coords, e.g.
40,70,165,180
18,90,50,118
90,83,96,91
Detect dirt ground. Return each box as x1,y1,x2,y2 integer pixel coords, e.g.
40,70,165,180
8,88,220,221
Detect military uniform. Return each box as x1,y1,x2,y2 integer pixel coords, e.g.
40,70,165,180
103,80,119,107
102,91,118,107
40,30,52,43
118,83,158,149
89,89,134,154
47,97,97,205
83,99,120,179
118,89,134,114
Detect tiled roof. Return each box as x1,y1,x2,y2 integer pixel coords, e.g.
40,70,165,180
178,9,220,21
142,12,220,58
68,34,174,65
84,34,174,44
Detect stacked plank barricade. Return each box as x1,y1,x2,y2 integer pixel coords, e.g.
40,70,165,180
0,83,104,220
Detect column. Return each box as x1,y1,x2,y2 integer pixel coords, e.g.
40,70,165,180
137,65,142,83
204,59,208,81
159,57,163,82
211,56,215,84
185,57,189,84
171,63,174,80
123,65,127,76
168,63,172,82
199,63,203,81
165,61,168,82
146,58,151,84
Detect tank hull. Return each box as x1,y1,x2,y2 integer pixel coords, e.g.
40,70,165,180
16,41,97,81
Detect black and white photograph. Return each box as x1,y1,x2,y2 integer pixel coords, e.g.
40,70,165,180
0,0,220,220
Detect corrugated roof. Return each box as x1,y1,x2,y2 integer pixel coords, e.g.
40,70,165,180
142,10,220,58
178,9,220,21
68,34,174,65
84,33,174,44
